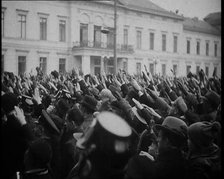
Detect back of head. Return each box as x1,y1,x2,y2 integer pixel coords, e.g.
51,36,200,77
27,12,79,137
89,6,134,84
154,116,188,149
188,121,221,149
67,106,84,126
2,92,19,114
25,138,52,169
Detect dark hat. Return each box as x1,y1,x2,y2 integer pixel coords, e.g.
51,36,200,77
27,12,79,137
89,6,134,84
55,98,69,115
81,95,98,112
204,91,220,110
2,93,19,114
188,121,221,148
28,138,52,167
121,84,129,96
51,70,59,79
67,106,84,126
154,116,188,140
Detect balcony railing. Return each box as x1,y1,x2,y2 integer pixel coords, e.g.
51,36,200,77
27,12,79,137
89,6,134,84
73,41,134,53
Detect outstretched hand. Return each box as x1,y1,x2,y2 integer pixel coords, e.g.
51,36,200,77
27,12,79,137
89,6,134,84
13,106,27,126
132,98,143,110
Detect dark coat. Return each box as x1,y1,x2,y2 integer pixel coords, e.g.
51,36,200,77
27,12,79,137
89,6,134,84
125,148,188,179
186,144,221,179
1,115,34,179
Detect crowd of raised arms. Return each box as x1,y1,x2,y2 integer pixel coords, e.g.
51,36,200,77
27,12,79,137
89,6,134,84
1,65,221,179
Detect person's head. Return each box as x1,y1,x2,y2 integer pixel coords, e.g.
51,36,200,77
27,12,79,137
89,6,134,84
154,116,188,154
188,121,221,152
203,91,220,113
76,112,132,170
99,89,116,102
24,138,52,169
55,98,69,118
1,92,19,115
66,106,84,127
80,95,98,115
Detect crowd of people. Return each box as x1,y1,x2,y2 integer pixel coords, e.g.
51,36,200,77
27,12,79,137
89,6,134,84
1,66,222,179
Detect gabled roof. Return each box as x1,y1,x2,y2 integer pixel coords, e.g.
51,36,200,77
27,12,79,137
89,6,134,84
183,17,221,35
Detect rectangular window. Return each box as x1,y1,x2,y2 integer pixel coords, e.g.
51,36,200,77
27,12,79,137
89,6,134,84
107,27,114,49
123,61,127,72
186,65,191,75
205,66,209,77
94,25,101,47
173,64,177,75
162,34,166,51
124,29,128,46
136,62,141,75
173,36,178,53
187,40,190,54
162,64,166,76
136,30,142,49
2,55,4,72
149,63,154,75
39,57,47,74
2,11,4,37
213,66,217,76
59,20,66,42
59,58,66,73
107,57,114,74
80,23,88,46
18,56,26,75
40,17,47,40
196,66,200,75
206,42,209,56
214,43,217,57
149,32,154,50
93,57,101,75
196,41,200,55
18,14,26,39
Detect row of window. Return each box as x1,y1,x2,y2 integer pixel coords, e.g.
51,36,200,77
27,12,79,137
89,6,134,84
186,39,218,57
135,29,218,56
136,62,216,77
1,55,66,75
1,8,219,56
2,9,66,41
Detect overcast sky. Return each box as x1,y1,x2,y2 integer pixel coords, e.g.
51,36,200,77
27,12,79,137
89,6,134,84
150,0,221,20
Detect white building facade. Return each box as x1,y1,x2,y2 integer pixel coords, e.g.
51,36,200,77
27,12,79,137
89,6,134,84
2,0,221,77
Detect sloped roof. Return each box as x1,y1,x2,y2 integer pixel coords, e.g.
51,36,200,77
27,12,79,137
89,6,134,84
204,12,221,26
120,0,183,20
95,0,183,20
183,17,221,35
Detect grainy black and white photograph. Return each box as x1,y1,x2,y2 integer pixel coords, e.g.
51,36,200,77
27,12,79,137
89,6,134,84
1,0,221,179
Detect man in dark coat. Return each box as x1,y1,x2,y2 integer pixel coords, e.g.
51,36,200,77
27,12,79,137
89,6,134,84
125,116,188,179
1,93,34,179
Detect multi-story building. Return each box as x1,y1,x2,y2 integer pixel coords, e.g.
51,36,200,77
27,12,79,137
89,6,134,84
2,0,221,77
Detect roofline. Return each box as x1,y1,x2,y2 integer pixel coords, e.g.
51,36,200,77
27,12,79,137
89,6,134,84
121,5,184,20
183,26,221,36
92,1,184,21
